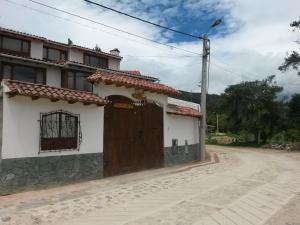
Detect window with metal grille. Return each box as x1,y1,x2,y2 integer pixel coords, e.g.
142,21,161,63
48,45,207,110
39,110,82,152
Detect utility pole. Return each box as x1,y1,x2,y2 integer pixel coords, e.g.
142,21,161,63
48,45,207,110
199,34,210,161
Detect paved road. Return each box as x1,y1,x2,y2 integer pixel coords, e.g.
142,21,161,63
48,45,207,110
1,145,300,225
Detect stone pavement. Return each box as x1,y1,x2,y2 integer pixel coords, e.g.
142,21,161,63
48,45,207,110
1,146,300,225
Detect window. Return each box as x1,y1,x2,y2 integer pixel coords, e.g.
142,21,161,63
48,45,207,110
84,53,108,68
0,63,46,83
62,70,93,92
43,46,67,61
0,35,30,56
40,110,81,151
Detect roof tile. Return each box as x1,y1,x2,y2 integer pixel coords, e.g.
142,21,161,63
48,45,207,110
2,79,106,106
88,71,180,96
167,104,201,118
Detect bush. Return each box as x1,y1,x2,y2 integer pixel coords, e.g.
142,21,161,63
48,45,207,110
270,129,300,144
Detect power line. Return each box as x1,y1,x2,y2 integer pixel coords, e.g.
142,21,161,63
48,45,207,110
210,61,253,80
123,54,199,58
25,0,201,56
3,0,192,57
83,0,203,40
211,55,260,78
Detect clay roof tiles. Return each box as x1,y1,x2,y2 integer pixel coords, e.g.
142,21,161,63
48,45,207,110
88,71,180,96
2,79,106,106
167,104,201,118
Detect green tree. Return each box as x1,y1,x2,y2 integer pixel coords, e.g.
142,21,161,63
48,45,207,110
279,19,300,75
221,76,283,144
288,94,300,129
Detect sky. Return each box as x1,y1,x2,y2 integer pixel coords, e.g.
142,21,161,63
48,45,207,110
0,0,299,95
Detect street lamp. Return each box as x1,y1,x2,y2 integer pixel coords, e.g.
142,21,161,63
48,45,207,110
199,19,222,161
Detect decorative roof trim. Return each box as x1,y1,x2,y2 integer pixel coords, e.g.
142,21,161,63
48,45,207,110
2,79,106,106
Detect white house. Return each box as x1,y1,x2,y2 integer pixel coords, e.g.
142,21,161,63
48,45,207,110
0,27,201,194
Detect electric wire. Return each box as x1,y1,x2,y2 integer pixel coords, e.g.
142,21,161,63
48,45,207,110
211,55,261,78
3,0,191,56
210,61,254,80
122,54,199,58
4,0,269,90
25,0,201,56
83,0,203,40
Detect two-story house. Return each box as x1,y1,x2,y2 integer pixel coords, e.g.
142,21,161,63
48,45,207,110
0,27,201,195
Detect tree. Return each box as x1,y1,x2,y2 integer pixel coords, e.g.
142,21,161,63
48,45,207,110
221,76,283,144
288,94,300,129
278,19,300,75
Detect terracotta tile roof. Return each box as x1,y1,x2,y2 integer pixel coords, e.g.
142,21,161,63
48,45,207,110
167,104,201,118
122,70,141,76
0,26,121,59
88,71,181,96
2,79,106,106
0,26,46,41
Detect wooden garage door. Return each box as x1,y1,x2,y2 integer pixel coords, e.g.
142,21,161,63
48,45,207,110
103,95,164,177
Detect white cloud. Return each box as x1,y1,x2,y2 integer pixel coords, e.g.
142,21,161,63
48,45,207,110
0,0,299,95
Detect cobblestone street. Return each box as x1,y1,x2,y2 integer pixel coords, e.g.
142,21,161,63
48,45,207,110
1,145,300,225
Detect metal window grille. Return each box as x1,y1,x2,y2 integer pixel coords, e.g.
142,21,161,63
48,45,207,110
39,110,82,153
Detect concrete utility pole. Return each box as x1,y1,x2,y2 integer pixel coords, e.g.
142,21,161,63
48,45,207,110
199,34,210,161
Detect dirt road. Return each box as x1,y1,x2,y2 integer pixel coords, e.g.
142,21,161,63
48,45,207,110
1,145,300,225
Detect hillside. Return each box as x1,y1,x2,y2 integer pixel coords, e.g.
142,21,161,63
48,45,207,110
173,90,222,113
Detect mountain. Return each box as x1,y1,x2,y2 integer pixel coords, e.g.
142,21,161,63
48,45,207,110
172,90,222,113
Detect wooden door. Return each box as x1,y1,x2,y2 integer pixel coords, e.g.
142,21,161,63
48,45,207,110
103,96,164,177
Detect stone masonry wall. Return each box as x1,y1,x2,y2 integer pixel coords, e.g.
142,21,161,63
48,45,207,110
164,144,200,166
0,153,103,195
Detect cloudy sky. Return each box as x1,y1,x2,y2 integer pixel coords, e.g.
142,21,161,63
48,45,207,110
0,0,299,95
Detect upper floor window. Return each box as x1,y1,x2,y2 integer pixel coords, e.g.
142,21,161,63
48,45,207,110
0,62,45,84
40,110,81,152
43,47,67,61
84,53,108,68
0,35,30,56
62,70,93,92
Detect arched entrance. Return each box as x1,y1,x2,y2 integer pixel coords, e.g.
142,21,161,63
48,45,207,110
103,95,164,177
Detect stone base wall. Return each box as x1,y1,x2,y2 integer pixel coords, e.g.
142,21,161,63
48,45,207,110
0,153,103,195
164,144,200,166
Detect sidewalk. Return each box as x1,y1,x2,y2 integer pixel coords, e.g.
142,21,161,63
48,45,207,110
0,152,219,224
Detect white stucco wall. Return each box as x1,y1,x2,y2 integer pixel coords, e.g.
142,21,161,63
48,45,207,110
69,49,83,63
46,67,61,87
108,58,120,70
30,40,43,59
2,95,103,159
165,114,199,147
